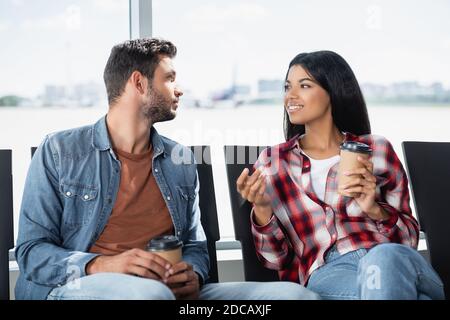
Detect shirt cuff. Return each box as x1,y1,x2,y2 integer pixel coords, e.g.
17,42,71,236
57,252,100,286
191,264,207,285
250,207,277,233
375,202,399,233
76,252,101,277
195,271,204,288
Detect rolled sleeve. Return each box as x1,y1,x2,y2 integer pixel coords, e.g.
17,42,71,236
251,208,277,232
374,202,399,234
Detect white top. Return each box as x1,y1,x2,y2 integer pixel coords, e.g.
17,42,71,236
307,154,340,201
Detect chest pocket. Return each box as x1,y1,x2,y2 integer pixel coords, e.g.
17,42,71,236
59,182,98,227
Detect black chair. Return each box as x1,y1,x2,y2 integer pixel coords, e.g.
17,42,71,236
402,141,450,299
224,145,278,282
0,150,14,300
189,146,220,283
32,146,220,283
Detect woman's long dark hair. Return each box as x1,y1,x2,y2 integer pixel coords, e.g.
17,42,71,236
283,51,371,141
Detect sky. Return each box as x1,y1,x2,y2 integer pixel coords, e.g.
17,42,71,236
1,0,450,99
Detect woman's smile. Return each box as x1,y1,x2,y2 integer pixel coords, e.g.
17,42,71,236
286,104,304,113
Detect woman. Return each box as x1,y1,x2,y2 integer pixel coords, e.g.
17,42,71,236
236,51,444,300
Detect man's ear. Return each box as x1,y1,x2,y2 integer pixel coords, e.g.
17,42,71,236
129,71,146,95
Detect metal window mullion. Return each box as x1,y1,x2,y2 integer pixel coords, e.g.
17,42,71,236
129,0,152,39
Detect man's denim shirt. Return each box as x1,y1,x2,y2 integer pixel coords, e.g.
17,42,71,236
15,116,209,300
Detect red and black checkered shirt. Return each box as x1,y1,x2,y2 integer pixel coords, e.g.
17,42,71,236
251,132,419,285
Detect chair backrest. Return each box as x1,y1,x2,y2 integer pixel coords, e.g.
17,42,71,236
224,145,278,282
0,150,14,300
402,141,450,299
32,145,220,283
189,146,220,283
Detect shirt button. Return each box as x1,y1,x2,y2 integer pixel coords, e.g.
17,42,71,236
83,195,89,200
154,168,158,173
167,196,171,201
66,191,72,197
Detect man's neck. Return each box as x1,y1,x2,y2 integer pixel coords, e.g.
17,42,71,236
106,103,152,154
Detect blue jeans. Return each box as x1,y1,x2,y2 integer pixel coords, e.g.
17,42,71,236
47,273,319,300
306,243,445,300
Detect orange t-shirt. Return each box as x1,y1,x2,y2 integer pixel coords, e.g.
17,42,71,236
90,146,173,255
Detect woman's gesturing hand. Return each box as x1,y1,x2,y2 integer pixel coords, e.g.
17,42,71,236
236,168,273,225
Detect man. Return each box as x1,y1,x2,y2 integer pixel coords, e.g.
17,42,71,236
15,38,318,300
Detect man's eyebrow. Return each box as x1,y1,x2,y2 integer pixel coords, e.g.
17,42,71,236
165,70,176,77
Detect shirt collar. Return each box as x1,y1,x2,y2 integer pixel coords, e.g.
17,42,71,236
92,115,111,151
286,131,359,156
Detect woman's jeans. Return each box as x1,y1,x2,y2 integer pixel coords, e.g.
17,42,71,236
306,243,445,300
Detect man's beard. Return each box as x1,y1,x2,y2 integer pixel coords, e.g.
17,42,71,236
141,86,176,123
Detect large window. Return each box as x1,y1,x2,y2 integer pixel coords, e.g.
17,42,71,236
2,0,450,243
152,0,450,239
0,0,129,241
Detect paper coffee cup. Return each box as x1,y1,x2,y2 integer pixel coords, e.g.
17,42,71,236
337,141,372,197
146,235,183,265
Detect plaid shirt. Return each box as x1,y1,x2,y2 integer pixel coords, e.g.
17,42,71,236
251,132,419,285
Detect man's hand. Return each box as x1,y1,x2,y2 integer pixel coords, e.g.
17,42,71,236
86,248,171,281
165,262,200,299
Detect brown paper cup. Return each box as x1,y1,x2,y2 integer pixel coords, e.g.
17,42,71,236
337,141,372,197
151,247,182,265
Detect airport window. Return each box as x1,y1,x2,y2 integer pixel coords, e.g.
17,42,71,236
1,0,449,242
0,0,129,241
152,0,450,239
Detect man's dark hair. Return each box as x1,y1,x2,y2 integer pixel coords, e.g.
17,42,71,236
103,38,177,105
